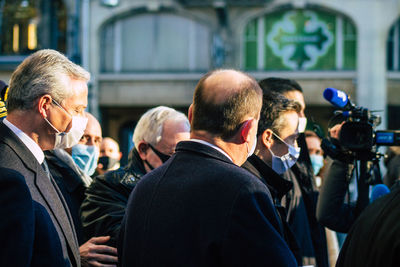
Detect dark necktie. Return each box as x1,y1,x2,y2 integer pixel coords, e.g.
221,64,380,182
41,159,51,180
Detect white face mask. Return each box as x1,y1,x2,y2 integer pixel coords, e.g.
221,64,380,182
44,100,88,149
247,133,257,158
298,117,307,133
268,132,300,174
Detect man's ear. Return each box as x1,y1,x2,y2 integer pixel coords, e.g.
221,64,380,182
188,104,193,123
240,119,255,143
137,141,149,160
261,129,274,149
37,94,52,118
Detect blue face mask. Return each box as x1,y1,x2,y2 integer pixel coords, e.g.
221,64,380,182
310,154,324,176
72,144,99,176
268,132,301,175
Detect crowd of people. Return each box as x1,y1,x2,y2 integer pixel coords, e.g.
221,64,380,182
0,49,399,266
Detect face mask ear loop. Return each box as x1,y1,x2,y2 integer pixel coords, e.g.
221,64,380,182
272,131,290,146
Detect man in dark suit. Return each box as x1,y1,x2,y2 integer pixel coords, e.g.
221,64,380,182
0,167,67,266
242,91,302,264
118,69,297,266
259,78,329,267
0,49,116,266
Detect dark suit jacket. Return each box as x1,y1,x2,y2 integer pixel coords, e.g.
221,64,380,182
0,122,80,266
46,150,87,245
118,141,297,267
242,155,301,264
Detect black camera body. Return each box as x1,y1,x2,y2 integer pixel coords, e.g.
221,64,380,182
338,108,400,154
323,88,400,161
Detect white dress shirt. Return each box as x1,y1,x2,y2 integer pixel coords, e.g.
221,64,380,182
190,139,233,162
3,118,44,164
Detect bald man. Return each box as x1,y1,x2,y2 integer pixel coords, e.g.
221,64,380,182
118,70,297,266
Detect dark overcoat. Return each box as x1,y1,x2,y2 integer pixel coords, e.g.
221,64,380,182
118,141,297,267
0,122,80,266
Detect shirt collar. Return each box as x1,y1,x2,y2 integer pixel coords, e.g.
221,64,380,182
190,139,233,162
3,118,44,164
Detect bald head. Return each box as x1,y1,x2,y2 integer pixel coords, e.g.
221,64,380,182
191,69,262,139
200,70,253,104
79,112,102,150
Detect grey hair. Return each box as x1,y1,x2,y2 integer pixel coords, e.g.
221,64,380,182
132,106,190,148
7,49,90,112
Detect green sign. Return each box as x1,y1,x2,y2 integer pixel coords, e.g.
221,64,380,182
267,10,333,70
244,9,356,70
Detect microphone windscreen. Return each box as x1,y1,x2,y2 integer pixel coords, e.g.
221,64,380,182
370,184,390,203
323,88,349,108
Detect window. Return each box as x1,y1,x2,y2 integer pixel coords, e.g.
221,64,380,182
243,9,356,71
387,18,400,71
101,13,211,72
0,0,66,57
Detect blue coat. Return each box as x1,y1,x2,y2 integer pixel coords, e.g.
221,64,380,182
0,122,80,266
118,141,297,266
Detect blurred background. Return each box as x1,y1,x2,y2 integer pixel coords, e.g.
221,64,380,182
0,0,399,164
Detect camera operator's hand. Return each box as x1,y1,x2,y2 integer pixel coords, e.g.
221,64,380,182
322,122,354,164
328,122,345,140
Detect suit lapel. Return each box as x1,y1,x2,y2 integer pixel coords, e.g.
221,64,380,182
0,123,80,265
34,165,80,265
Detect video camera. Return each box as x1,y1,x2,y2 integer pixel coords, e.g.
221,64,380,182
323,88,400,160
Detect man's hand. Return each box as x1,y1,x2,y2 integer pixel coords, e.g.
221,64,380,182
80,236,118,267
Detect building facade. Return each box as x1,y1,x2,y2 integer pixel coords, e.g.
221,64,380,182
0,0,399,163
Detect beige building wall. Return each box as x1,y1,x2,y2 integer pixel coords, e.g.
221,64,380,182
1,0,400,153
84,0,399,145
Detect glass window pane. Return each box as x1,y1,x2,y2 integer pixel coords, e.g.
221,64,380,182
387,18,400,71
102,13,211,72
121,15,155,71
157,15,189,70
102,23,115,72
194,23,210,70
0,0,66,56
244,19,258,70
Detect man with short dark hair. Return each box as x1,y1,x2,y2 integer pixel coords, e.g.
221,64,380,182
118,69,297,266
242,91,302,264
259,77,329,267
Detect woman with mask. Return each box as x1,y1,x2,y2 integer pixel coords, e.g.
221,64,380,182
305,130,325,187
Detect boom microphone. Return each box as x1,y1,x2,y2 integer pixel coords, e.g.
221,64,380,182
323,88,354,110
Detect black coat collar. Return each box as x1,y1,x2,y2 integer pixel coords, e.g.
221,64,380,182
243,154,293,201
175,140,234,164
